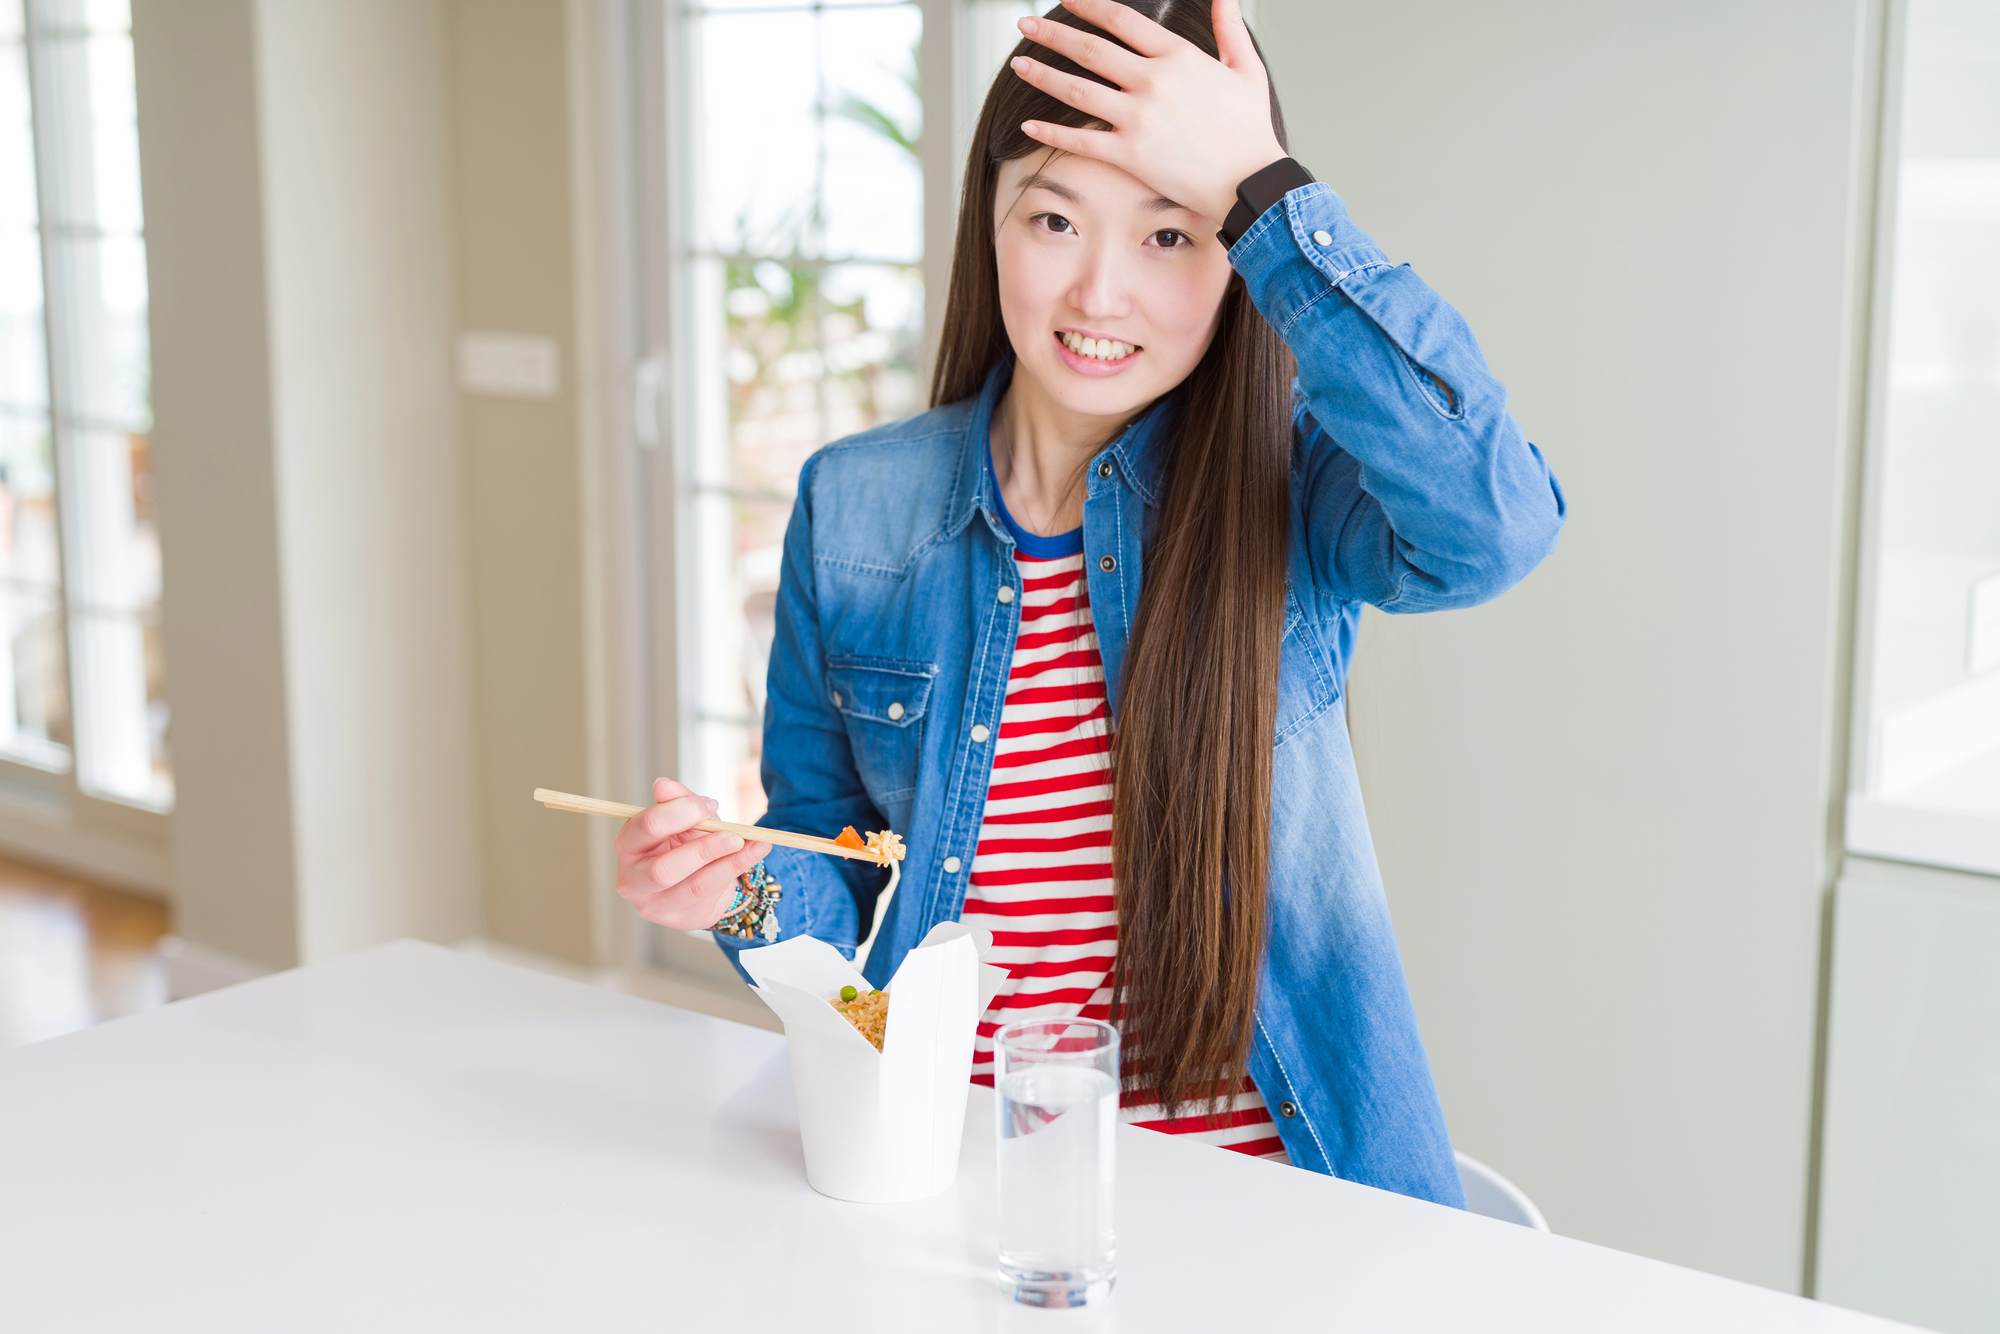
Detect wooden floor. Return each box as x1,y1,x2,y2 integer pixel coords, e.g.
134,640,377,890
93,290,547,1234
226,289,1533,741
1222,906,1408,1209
0,854,170,1049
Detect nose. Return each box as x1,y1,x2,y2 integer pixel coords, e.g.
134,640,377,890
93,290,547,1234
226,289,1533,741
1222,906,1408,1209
1065,238,1134,324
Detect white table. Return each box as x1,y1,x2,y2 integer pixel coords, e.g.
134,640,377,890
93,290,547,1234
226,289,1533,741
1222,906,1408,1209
0,941,1916,1332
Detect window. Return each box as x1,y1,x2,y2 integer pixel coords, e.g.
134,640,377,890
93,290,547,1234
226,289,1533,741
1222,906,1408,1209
0,0,167,811
1847,0,2000,874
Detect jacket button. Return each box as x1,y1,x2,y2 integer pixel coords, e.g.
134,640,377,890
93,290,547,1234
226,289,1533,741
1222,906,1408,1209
832,691,843,708
970,724,990,743
997,585,1014,603
1278,1100,1298,1118
887,702,904,721
943,856,962,874
1312,229,1333,246
1097,460,1114,478
1099,555,1116,572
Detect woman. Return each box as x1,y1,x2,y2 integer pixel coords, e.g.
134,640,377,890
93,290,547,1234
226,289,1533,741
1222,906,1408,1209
615,0,1563,1206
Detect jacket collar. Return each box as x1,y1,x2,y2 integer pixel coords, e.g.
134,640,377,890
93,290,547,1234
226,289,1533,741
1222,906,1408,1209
946,359,1176,539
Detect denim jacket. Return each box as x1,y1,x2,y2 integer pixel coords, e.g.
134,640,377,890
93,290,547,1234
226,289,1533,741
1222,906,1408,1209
714,182,1566,1207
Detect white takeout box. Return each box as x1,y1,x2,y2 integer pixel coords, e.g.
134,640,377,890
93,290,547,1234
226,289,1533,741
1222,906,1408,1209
742,921,1008,1203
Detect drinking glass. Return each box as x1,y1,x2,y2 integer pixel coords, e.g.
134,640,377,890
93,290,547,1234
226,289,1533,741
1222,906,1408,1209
993,1017,1119,1308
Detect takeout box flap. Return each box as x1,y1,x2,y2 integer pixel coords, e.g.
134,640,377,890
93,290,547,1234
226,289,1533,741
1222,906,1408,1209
915,919,1009,1011
880,931,977,1058
739,933,865,996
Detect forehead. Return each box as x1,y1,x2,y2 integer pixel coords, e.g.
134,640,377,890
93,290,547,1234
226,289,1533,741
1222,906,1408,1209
994,151,1175,213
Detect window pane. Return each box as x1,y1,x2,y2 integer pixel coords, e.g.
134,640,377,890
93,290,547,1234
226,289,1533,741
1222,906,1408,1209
0,238,44,416
0,412,67,766
65,425,161,801
0,28,35,230
1858,0,2000,830
48,234,147,428
0,26,44,414
694,13,819,257
820,5,922,263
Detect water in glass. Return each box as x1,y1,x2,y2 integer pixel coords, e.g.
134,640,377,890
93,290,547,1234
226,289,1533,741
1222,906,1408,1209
994,1019,1118,1307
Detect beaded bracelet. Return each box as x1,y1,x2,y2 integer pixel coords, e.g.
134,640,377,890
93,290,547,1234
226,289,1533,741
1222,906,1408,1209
713,861,782,942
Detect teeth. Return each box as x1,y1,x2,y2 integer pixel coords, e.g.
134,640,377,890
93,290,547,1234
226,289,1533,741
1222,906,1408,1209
1061,332,1135,361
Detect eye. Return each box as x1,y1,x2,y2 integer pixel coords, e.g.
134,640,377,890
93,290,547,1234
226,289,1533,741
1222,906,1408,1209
1031,212,1075,235
1148,228,1191,249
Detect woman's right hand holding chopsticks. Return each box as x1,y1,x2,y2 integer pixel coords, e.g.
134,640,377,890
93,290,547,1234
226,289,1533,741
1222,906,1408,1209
614,779,774,929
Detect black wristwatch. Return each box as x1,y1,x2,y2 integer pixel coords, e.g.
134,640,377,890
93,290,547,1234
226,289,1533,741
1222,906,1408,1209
1217,157,1316,248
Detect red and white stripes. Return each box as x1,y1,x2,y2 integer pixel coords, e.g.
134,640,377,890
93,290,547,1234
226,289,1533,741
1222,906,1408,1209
962,547,1287,1161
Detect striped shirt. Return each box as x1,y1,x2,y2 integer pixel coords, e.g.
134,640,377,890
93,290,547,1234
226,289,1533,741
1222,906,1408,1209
961,533,1288,1163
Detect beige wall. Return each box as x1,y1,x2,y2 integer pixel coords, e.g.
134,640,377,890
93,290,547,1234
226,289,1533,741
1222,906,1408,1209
1259,0,1880,1292
134,0,298,968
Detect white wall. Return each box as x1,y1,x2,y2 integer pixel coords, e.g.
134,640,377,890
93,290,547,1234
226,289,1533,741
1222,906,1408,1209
1259,0,1880,1292
255,0,482,961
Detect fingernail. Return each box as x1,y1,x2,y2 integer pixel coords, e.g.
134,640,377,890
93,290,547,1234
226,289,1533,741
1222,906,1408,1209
706,797,719,811
1017,16,1037,33
1021,120,1039,135
720,835,743,853
1011,56,1028,70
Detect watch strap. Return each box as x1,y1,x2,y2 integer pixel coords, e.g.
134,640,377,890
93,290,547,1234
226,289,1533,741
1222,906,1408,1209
1218,156,1316,248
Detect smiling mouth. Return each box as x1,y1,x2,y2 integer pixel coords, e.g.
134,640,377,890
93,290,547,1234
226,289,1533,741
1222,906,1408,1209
1056,330,1140,363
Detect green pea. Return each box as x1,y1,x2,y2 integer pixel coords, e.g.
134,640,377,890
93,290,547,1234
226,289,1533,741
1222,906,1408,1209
839,985,858,1002
869,989,883,997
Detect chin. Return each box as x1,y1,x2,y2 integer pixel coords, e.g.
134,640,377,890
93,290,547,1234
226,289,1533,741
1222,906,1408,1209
1033,355,1172,421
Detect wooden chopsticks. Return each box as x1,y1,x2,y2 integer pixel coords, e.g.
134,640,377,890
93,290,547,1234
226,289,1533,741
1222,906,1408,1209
532,788,896,866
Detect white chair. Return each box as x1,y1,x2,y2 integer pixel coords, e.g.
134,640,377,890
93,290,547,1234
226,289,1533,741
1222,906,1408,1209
1455,1151,1549,1231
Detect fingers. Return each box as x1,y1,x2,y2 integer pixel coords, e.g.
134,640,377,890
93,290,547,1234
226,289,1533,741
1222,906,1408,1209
1019,118,1123,167
643,828,750,891
1010,54,1128,124
615,791,717,857
681,838,772,906
630,838,774,930
1018,14,1144,87
1210,0,1258,68
1053,0,1178,58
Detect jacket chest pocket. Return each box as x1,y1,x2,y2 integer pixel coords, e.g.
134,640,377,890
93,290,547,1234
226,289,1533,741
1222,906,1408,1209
826,656,935,805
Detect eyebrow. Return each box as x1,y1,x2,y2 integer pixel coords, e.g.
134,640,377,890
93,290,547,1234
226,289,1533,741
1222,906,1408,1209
1018,171,1190,215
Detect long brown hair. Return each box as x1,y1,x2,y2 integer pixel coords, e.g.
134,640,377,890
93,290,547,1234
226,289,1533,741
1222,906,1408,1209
931,1,1294,1117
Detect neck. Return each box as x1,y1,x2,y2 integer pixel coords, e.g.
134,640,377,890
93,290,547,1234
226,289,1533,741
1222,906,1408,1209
989,370,1125,538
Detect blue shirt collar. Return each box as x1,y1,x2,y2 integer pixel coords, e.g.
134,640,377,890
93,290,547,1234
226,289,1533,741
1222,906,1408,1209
950,359,1176,540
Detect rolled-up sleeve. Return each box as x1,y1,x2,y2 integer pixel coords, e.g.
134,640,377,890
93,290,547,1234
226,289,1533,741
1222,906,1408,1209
1230,183,1566,612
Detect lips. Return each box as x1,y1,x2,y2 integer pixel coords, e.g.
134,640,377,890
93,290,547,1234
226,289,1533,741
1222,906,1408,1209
1052,330,1141,379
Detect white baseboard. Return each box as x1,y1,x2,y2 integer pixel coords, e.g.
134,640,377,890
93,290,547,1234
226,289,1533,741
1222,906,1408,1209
160,936,277,1001
0,801,170,897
